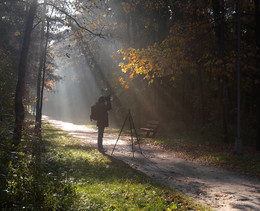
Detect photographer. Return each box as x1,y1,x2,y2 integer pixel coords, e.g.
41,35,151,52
96,95,112,152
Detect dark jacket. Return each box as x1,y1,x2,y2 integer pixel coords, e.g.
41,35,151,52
96,100,112,127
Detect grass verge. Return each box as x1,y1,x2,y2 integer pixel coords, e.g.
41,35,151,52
41,122,208,210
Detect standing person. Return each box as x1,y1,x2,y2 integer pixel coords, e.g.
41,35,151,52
95,95,112,152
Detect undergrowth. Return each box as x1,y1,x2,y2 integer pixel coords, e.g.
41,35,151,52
0,120,78,210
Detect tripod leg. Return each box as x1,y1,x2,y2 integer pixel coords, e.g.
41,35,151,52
129,114,134,158
129,113,143,155
111,112,129,155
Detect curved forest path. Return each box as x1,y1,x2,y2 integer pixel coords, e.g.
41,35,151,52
43,116,260,211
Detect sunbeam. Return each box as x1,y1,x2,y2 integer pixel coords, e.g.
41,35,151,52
43,56,102,124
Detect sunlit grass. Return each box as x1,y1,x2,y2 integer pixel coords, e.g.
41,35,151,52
42,122,208,210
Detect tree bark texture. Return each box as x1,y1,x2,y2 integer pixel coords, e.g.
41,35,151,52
13,0,38,145
255,0,260,151
213,0,229,143
197,62,206,125
39,20,50,128
35,0,46,129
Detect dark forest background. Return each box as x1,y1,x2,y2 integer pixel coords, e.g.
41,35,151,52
1,0,260,152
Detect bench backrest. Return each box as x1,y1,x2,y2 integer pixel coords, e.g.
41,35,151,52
146,120,159,129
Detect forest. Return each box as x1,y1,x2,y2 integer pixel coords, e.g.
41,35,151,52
0,0,260,209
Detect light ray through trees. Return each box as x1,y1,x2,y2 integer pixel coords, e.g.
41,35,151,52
43,57,101,124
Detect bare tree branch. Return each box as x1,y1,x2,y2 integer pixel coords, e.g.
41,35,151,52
37,2,106,39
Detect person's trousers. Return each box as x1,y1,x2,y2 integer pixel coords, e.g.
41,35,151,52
98,126,105,150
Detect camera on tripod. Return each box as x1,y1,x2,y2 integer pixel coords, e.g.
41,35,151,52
105,94,111,101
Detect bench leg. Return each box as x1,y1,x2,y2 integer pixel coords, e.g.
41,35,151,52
146,131,150,137
152,130,157,138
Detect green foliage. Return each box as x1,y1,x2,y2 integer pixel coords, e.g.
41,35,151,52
0,122,78,210
0,48,16,120
0,127,13,207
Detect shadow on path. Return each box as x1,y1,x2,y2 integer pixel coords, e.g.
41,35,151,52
43,116,260,211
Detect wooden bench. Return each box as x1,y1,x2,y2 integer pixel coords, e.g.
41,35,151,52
140,120,159,138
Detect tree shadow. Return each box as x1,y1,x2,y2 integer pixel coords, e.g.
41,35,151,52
42,139,152,187
42,120,260,210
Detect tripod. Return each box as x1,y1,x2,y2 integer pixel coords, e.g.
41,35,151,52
111,110,143,157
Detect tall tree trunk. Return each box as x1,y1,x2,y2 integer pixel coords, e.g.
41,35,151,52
221,75,229,144
182,70,186,124
192,2,206,125
127,14,133,46
35,0,46,130
80,41,113,92
234,0,243,154
221,0,229,144
197,62,206,125
39,20,50,128
13,0,38,146
255,0,260,151
213,0,229,143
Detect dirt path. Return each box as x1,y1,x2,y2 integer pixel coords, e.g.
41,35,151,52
44,116,260,211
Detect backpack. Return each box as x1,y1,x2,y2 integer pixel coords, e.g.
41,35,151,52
90,103,99,121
